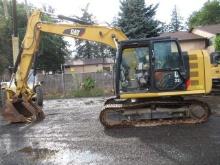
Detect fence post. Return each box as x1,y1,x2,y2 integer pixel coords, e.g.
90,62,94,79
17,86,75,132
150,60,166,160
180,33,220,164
61,64,65,96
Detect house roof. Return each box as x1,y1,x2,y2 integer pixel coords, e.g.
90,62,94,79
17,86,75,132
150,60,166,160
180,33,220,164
64,58,114,66
194,24,220,35
160,31,206,41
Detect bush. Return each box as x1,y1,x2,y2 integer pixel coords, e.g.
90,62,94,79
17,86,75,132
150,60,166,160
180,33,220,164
215,35,220,51
82,77,95,90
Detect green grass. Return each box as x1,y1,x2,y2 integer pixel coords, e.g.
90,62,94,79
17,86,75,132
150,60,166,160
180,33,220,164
73,88,104,97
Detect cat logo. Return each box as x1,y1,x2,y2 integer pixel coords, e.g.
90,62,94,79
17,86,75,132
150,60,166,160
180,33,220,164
63,28,85,37
70,29,81,36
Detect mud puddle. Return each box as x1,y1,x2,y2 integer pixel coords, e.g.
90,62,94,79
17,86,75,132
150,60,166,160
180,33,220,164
18,146,58,160
17,146,108,164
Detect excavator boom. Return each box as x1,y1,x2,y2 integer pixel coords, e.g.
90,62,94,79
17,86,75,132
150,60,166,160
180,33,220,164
2,11,127,123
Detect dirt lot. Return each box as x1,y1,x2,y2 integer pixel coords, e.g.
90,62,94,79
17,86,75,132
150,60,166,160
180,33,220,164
0,96,220,165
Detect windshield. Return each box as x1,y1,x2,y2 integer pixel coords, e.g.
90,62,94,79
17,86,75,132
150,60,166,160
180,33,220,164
120,46,150,92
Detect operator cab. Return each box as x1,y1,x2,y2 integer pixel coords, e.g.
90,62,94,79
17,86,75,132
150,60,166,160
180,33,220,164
116,37,189,95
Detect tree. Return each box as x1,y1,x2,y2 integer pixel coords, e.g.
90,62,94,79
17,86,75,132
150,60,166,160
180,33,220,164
215,35,220,51
0,0,19,74
168,5,184,32
117,0,161,39
37,34,70,72
74,4,114,59
37,6,70,72
188,0,220,28
0,2,70,74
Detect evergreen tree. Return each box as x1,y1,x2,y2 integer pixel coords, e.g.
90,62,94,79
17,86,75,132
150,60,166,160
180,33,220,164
168,5,184,32
117,0,161,39
75,4,114,59
159,22,170,33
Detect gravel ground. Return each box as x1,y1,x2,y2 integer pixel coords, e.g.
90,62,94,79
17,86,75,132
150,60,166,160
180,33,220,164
0,96,220,165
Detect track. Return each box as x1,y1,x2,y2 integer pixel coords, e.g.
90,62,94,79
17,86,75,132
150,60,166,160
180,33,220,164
100,98,211,128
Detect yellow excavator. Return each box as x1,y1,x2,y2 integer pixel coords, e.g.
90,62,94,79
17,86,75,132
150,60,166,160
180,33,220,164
1,11,212,128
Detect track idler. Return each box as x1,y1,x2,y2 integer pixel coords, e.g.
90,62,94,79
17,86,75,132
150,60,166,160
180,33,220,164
2,96,45,123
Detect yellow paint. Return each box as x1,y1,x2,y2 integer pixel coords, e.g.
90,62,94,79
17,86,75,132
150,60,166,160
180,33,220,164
211,64,220,79
120,90,206,99
39,23,127,48
202,50,212,93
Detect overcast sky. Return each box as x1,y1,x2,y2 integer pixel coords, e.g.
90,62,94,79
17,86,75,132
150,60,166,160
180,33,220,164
17,0,208,24
16,0,208,53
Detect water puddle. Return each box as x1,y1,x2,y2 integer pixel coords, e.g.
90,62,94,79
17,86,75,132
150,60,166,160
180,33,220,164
17,147,108,164
84,100,94,105
54,149,105,165
18,146,57,160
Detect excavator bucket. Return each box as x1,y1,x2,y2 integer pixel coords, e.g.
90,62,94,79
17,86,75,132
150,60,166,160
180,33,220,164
2,99,45,123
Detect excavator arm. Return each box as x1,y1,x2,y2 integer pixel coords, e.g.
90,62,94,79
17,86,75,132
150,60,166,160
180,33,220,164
3,10,127,123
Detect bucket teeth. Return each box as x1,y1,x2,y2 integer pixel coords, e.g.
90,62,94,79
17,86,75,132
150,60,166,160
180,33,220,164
2,101,27,123
2,100,45,123
29,101,45,120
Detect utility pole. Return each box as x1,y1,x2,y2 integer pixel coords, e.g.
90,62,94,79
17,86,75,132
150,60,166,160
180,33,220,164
24,0,30,18
12,0,19,65
61,64,66,96
12,0,18,37
2,0,9,19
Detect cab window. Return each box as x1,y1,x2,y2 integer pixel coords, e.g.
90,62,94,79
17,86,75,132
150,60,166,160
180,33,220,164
154,41,181,70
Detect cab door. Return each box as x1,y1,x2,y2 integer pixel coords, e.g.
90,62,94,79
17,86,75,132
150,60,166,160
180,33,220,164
151,40,187,91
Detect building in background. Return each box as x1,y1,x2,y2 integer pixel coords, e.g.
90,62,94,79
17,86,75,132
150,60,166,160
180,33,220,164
190,24,220,52
64,58,114,73
160,31,208,52
160,24,220,53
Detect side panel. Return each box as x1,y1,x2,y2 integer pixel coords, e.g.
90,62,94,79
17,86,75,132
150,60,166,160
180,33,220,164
187,50,205,91
187,50,211,93
203,50,212,93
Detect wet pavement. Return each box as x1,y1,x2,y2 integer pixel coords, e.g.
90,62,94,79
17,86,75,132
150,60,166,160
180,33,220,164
0,96,220,165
